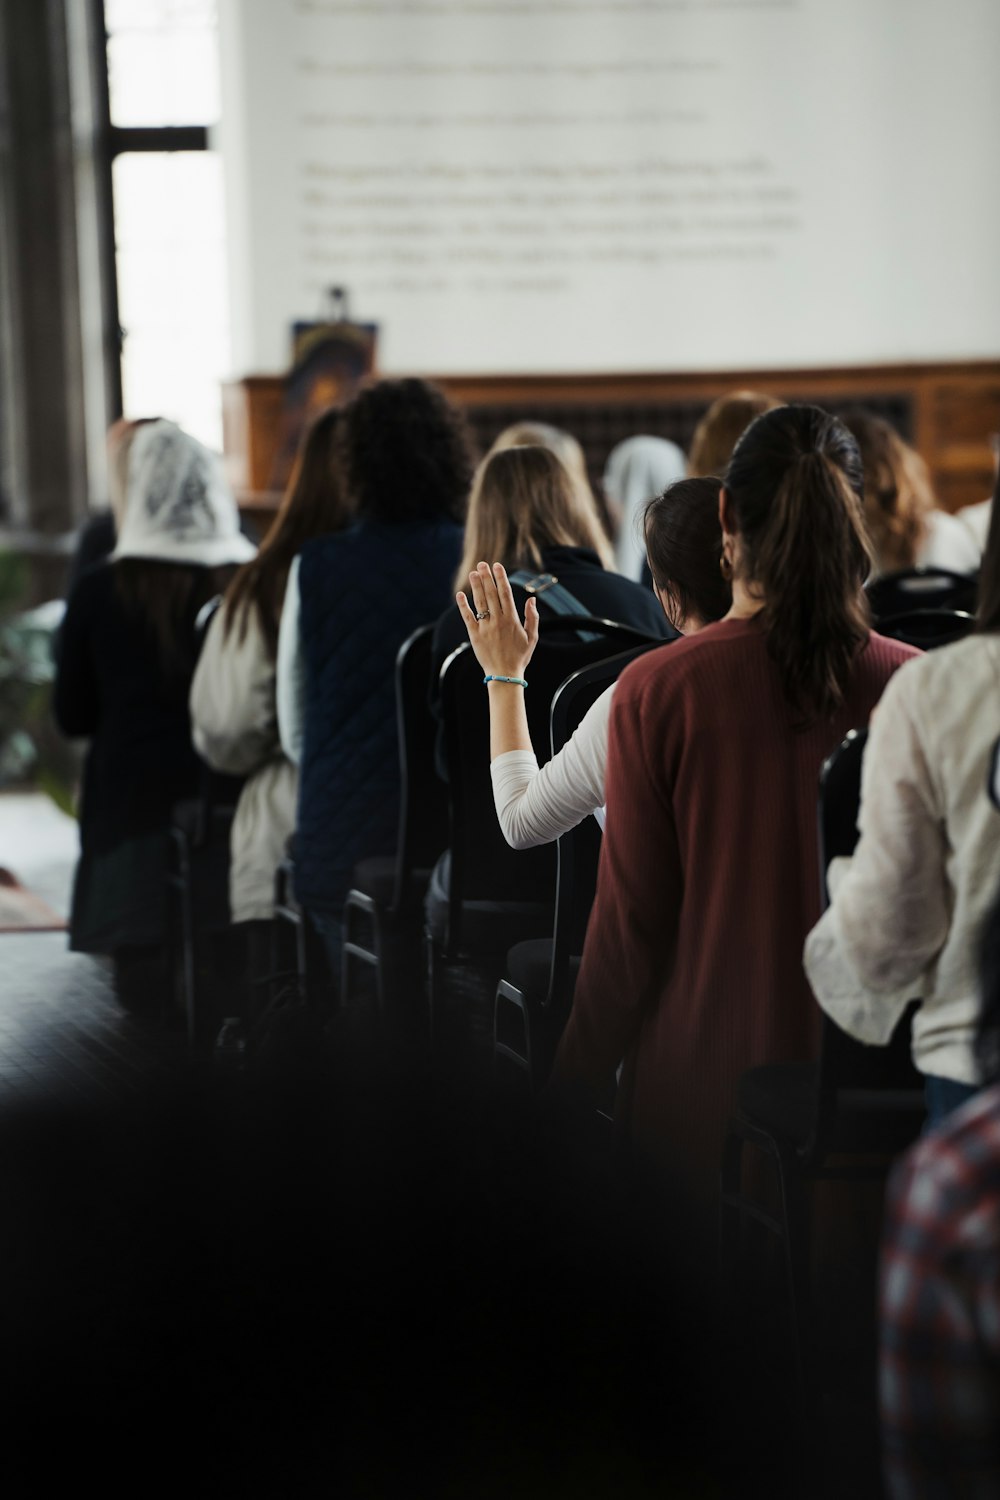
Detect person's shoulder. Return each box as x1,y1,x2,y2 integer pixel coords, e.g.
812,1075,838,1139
612,627,715,706
300,525,357,562
920,509,983,574
872,631,995,703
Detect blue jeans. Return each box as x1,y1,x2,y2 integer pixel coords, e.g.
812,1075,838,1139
923,1075,979,1130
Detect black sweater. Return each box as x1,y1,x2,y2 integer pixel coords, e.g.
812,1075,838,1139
54,562,210,857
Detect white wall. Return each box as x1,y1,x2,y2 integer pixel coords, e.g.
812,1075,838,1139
218,0,1000,375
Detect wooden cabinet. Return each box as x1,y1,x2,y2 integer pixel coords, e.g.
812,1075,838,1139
224,361,1000,519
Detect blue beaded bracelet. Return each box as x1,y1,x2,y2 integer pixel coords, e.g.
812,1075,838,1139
483,674,528,688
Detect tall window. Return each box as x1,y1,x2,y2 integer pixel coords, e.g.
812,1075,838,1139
104,0,227,451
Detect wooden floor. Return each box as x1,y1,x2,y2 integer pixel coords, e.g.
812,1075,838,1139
0,792,192,1110
0,792,882,1498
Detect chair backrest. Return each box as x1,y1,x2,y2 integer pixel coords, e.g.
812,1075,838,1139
866,566,978,622
545,642,663,1012
439,617,660,947
876,608,976,651
816,729,921,1103
393,624,449,911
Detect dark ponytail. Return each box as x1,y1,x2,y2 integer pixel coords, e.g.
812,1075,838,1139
643,476,731,628
724,404,872,721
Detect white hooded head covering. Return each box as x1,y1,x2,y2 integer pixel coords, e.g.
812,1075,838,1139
603,436,687,581
112,420,256,568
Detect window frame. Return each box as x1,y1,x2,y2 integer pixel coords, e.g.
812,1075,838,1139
95,0,212,423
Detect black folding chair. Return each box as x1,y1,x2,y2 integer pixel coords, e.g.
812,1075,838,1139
341,625,449,1012
866,566,978,622
493,642,661,1092
719,729,925,1393
165,788,242,1046
876,607,976,651
427,617,661,1043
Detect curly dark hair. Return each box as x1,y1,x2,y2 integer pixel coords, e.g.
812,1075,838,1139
340,378,476,524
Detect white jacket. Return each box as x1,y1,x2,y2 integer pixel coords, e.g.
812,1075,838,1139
189,601,298,923
804,633,1000,1085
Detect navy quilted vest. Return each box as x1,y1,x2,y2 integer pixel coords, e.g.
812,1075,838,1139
295,517,463,913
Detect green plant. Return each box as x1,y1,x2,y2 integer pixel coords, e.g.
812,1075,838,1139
0,550,77,808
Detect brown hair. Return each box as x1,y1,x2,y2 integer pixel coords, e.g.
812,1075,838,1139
839,409,935,574
106,417,160,529
643,477,731,629
222,406,349,657
456,444,612,589
114,560,238,678
976,461,1000,632
725,404,873,721
341,378,475,524
489,421,613,567
688,391,783,479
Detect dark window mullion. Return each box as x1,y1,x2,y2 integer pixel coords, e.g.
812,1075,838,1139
108,124,209,157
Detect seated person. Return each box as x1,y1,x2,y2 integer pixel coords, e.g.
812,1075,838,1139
602,435,687,582
841,408,981,577
455,477,730,848
431,443,670,703
804,473,1000,1127
879,882,1000,1498
54,419,255,1012
687,389,782,478
277,378,473,975
190,407,349,994
488,419,599,525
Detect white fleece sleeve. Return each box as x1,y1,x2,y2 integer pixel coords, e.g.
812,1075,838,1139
489,685,613,849
276,555,306,767
804,661,948,1045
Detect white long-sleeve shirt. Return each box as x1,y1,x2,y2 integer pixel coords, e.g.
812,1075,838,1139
489,685,612,849
804,633,1000,1085
276,554,306,766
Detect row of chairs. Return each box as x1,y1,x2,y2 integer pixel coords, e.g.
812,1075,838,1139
163,569,978,1053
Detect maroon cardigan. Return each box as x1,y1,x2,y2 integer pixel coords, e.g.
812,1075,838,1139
553,617,919,1192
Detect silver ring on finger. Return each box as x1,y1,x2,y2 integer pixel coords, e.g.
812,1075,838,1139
475,609,491,621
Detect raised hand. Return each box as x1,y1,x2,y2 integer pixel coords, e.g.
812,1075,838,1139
456,561,540,680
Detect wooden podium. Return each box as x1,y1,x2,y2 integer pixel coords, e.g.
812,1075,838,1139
223,360,1000,522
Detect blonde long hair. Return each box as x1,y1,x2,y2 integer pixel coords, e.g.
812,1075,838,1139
688,390,782,478
456,444,613,589
489,420,614,569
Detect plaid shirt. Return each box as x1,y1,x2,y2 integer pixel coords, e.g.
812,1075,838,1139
880,1084,1000,1499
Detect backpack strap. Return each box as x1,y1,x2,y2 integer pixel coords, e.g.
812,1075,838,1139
507,571,602,642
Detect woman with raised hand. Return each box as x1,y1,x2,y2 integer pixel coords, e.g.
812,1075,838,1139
54,419,255,1013
455,477,730,849
549,404,918,1201
190,406,349,980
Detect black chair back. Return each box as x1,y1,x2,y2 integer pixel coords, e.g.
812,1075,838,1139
876,608,976,651
816,730,920,1104
439,617,660,946
866,566,978,622
393,625,449,912
546,642,662,1010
